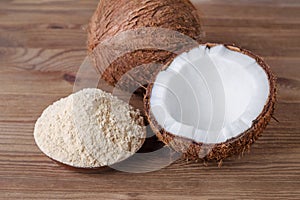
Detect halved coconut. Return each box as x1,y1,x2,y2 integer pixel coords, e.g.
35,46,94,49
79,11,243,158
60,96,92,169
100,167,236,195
144,43,276,162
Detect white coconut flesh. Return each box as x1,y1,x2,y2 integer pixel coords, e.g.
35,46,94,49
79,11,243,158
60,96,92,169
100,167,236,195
150,45,270,144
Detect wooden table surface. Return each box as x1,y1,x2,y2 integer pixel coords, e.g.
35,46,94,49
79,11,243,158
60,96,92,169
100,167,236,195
0,0,299,199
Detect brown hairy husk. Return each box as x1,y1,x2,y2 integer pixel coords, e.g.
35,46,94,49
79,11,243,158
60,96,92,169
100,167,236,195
87,0,203,92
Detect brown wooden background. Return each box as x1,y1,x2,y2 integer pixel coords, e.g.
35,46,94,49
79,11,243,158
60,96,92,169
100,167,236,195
0,0,299,199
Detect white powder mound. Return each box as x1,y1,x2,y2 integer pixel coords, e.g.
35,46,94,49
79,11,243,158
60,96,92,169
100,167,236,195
34,88,146,168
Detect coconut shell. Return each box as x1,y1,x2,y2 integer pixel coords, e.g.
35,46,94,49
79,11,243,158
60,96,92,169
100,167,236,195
87,0,203,92
144,43,277,162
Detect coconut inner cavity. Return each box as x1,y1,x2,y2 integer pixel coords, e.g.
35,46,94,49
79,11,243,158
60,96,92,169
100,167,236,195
150,45,270,144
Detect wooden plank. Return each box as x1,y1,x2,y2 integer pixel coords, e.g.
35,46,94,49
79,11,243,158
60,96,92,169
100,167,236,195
0,0,299,199
0,47,85,73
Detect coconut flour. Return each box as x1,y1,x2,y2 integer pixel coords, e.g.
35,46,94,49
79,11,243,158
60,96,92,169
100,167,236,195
34,88,146,168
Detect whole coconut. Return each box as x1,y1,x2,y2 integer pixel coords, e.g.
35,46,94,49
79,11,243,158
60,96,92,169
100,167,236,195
87,0,203,93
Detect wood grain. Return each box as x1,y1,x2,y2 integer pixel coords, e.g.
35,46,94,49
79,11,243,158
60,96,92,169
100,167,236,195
0,0,299,199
